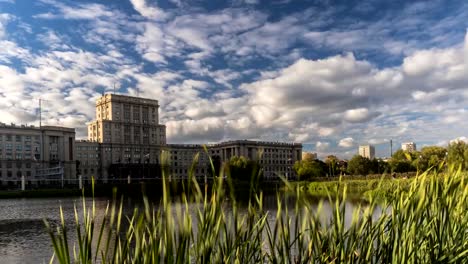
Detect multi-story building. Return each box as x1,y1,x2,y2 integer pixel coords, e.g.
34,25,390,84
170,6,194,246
76,94,303,181
77,94,167,181
164,140,302,180
0,123,76,187
359,145,375,159
401,142,416,152
302,152,318,161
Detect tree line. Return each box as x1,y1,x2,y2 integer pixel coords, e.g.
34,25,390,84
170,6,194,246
293,141,468,180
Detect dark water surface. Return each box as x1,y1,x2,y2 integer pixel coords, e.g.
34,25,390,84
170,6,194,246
0,195,367,264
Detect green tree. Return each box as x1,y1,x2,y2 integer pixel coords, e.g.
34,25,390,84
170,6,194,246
226,156,260,181
347,155,371,175
325,155,339,177
447,141,468,170
389,149,416,173
293,159,326,180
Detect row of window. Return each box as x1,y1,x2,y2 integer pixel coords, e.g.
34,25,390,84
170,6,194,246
0,135,40,142
0,161,32,168
0,170,32,177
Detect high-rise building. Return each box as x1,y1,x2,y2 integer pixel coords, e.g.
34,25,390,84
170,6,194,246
0,123,76,187
77,94,167,180
401,142,416,152
76,94,302,181
359,145,375,159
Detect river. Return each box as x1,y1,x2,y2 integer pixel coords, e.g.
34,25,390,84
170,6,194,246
0,195,364,264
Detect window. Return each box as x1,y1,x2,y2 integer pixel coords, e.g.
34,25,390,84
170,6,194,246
16,145,22,151
16,135,21,142
16,171,22,177
26,171,31,177
6,135,12,141
15,153,22,159
7,171,12,177
16,162,21,168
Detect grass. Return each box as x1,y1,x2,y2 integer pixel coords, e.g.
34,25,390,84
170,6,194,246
44,156,468,263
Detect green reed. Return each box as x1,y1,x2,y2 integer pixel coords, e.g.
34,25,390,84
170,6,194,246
44,156,468,263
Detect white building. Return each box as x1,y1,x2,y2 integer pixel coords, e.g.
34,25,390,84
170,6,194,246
401,142,416,152
0,123,76,187
359,145,375,159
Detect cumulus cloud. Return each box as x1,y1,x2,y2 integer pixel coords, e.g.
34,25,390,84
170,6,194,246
338,137,354,148
129,0,167,20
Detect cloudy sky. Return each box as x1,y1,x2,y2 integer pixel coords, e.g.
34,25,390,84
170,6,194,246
0,0,467,158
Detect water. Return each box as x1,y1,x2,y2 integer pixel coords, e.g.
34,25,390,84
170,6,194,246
0,195,367,264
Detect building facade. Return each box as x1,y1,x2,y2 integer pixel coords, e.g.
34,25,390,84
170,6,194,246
401,142,416,152
164,140,302,180
0,123,76,187
77,94,167,181
76,94,303,181
359,145,375,159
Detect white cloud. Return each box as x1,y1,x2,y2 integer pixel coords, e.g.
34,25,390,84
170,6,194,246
316,141,330,152
338,137,354,148
129,0,167,21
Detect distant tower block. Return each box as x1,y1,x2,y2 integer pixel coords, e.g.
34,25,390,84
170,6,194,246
401,142,416,152
359,145,375,159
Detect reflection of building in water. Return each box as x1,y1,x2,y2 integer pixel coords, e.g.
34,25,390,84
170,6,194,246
0,123,76,187
75,94,303,181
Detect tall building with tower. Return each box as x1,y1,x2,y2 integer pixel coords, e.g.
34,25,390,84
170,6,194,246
77,94,167,180
359,145,375,159
76,93,302,181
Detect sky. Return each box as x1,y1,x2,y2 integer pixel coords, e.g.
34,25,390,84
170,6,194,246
0,0,468,159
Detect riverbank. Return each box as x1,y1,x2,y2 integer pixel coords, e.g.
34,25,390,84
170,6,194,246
0,179,285,199
290,176,414,201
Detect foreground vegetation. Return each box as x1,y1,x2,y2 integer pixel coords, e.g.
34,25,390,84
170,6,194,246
45,158,468,263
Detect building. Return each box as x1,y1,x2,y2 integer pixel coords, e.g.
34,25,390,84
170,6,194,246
359,145,375,159
0,123,76,187
302,152,318,161
77,94,167,181
165,140,302,180
208,140,302,179
401,142,416,152
76,94,303,181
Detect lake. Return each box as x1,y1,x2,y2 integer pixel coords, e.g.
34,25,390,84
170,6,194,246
0,195,365,264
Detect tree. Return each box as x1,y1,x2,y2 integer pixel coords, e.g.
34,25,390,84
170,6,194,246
347,155,371,175
389,149,416,173
447,141,468,170
421,146,447,169
293,159,326,180
226,156,260,181
325,155,339,176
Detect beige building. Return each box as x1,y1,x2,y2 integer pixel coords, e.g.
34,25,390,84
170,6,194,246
0,123,76,187
302,152,318,161
359,145,375,159
165,140,302,180
77,94,302,181
77,94,167,181
401,142,416,152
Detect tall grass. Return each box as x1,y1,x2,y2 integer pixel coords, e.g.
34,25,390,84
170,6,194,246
44,156,468,263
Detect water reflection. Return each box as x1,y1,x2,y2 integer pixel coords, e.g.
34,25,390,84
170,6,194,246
0,195,381,263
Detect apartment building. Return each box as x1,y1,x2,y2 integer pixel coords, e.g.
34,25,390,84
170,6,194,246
401,142,417,152
0,123,76,186
358,145,375,159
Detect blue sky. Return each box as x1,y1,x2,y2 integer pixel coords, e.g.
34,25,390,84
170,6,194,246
1,0,468,158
